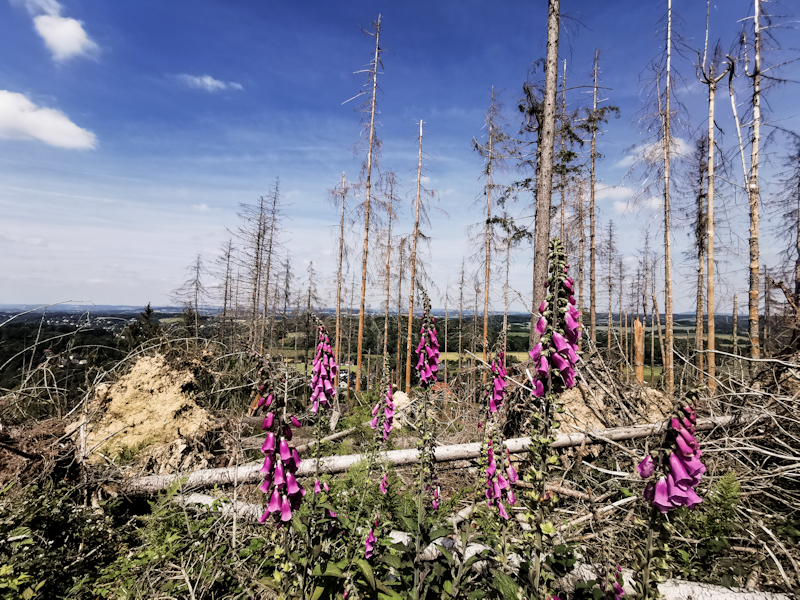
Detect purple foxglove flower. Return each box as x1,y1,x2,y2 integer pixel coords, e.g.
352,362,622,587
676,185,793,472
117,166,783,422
258,478,272,494
506,463,518,483
564,278,574,292
537,356,549,377
493,480,502,499
552,331,569,353
565,310,579,333
498,501,510,520
530,342,542,362
487,461,496,477
432,498,439,510
258,510,270,524
507,488,516,505
268,489,281,513
650,477,672,513
279,438,291,462
497,474,509,490
292,448,302,466
280,496,292,521
256,396,265,409
286,473,301,495
380,472,388,495
259,454,273,475
370,415,379,429
551,352,569,373
563,344,579,365
264,394,274,407
314,479,321,494
365,527,376,558
262,432,275,453
668,452,692,487
263,412,274,430
637,455,655,479
683,486,702,509
539,300,548,313
489,397,498,413
533,380,545,397
536,316,548,335
568,295,576,305
666,474,689,506
670,417,681,431
323,481,329,492
676,452,706,481
564,370,576,388
273,460,286,486
434,487,439,500
372,403,380,416
291,416,302,428
678,427,699,451
675,435,694,457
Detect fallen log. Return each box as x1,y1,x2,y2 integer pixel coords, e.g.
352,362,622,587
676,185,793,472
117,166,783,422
121,412,760,496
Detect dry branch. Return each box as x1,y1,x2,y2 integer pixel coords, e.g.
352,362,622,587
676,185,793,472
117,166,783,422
120,413,761,496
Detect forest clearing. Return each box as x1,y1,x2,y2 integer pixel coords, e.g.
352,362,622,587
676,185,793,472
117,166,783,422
2,0,800,598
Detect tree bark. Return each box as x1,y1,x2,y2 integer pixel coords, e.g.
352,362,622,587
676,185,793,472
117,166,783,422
121,414,762,496
589,51,599,345
335,172,347,364
531,0,561,349
634,318,644,383
747,0,762,368
404,120,424,394
355,15,382,392
663,0,675,398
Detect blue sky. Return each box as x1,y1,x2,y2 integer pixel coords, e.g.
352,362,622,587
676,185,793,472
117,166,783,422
1,0,798,314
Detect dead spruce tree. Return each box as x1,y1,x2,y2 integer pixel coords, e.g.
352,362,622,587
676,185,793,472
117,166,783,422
329,172,352,364
353,15,383,392
171,254,208,340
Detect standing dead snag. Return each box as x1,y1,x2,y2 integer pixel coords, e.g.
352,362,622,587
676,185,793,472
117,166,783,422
663,0,675,398
332,172,350,365
405,120,425,394
354,15,382,392
530,0,560,349
698,32,732,392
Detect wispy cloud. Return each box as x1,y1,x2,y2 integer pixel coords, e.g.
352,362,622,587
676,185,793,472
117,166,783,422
0,90,97,149
614,137,691,170
14,0,98,61
192,203,211,212
177,74,243,92
597,185,633,201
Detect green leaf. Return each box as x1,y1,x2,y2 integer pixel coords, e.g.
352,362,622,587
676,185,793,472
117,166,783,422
540,521,556,535
309,586,326,600
399,515,417,533
376,581,403,598
380,554,403,569
489,569,520,600
319,562,344,578
354,559,375,589
428,527,453,541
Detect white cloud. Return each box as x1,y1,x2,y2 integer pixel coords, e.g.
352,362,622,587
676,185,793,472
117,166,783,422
178,74,243,92
192,203,210,212
34,14,98,61
0,90,97,149
615,137,692,170
615,196,660,214
14,0,98,61
597,185,633,201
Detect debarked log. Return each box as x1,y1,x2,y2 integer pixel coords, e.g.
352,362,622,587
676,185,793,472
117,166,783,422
121,412,760,496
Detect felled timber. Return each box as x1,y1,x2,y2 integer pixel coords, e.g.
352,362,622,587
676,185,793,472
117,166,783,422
121,413,759,496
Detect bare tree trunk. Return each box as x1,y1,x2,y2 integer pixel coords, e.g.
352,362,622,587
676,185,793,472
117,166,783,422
651,266,656,379
578,180,585,326
396,238,405,386
663,0,675,398
483,115,493,372
559,58,567,243
732,294,739,355
699,43,731,392
458,260,464,382
383,173,395,357
355,15,382,392
405,120,424,394
335,172,347,364
531,0,561,349
260,182,279,354
444,287,449,385
653,293,666,386
747,0,762,367
589,51,599,345
764,268,770,357
634,318,644,383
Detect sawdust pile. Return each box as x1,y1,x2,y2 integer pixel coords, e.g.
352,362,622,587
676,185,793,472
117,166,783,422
71,355,213,465
557,382,672,433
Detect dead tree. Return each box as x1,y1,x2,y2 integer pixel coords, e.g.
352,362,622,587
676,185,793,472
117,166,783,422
354,15,383,392
530,0,561,348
